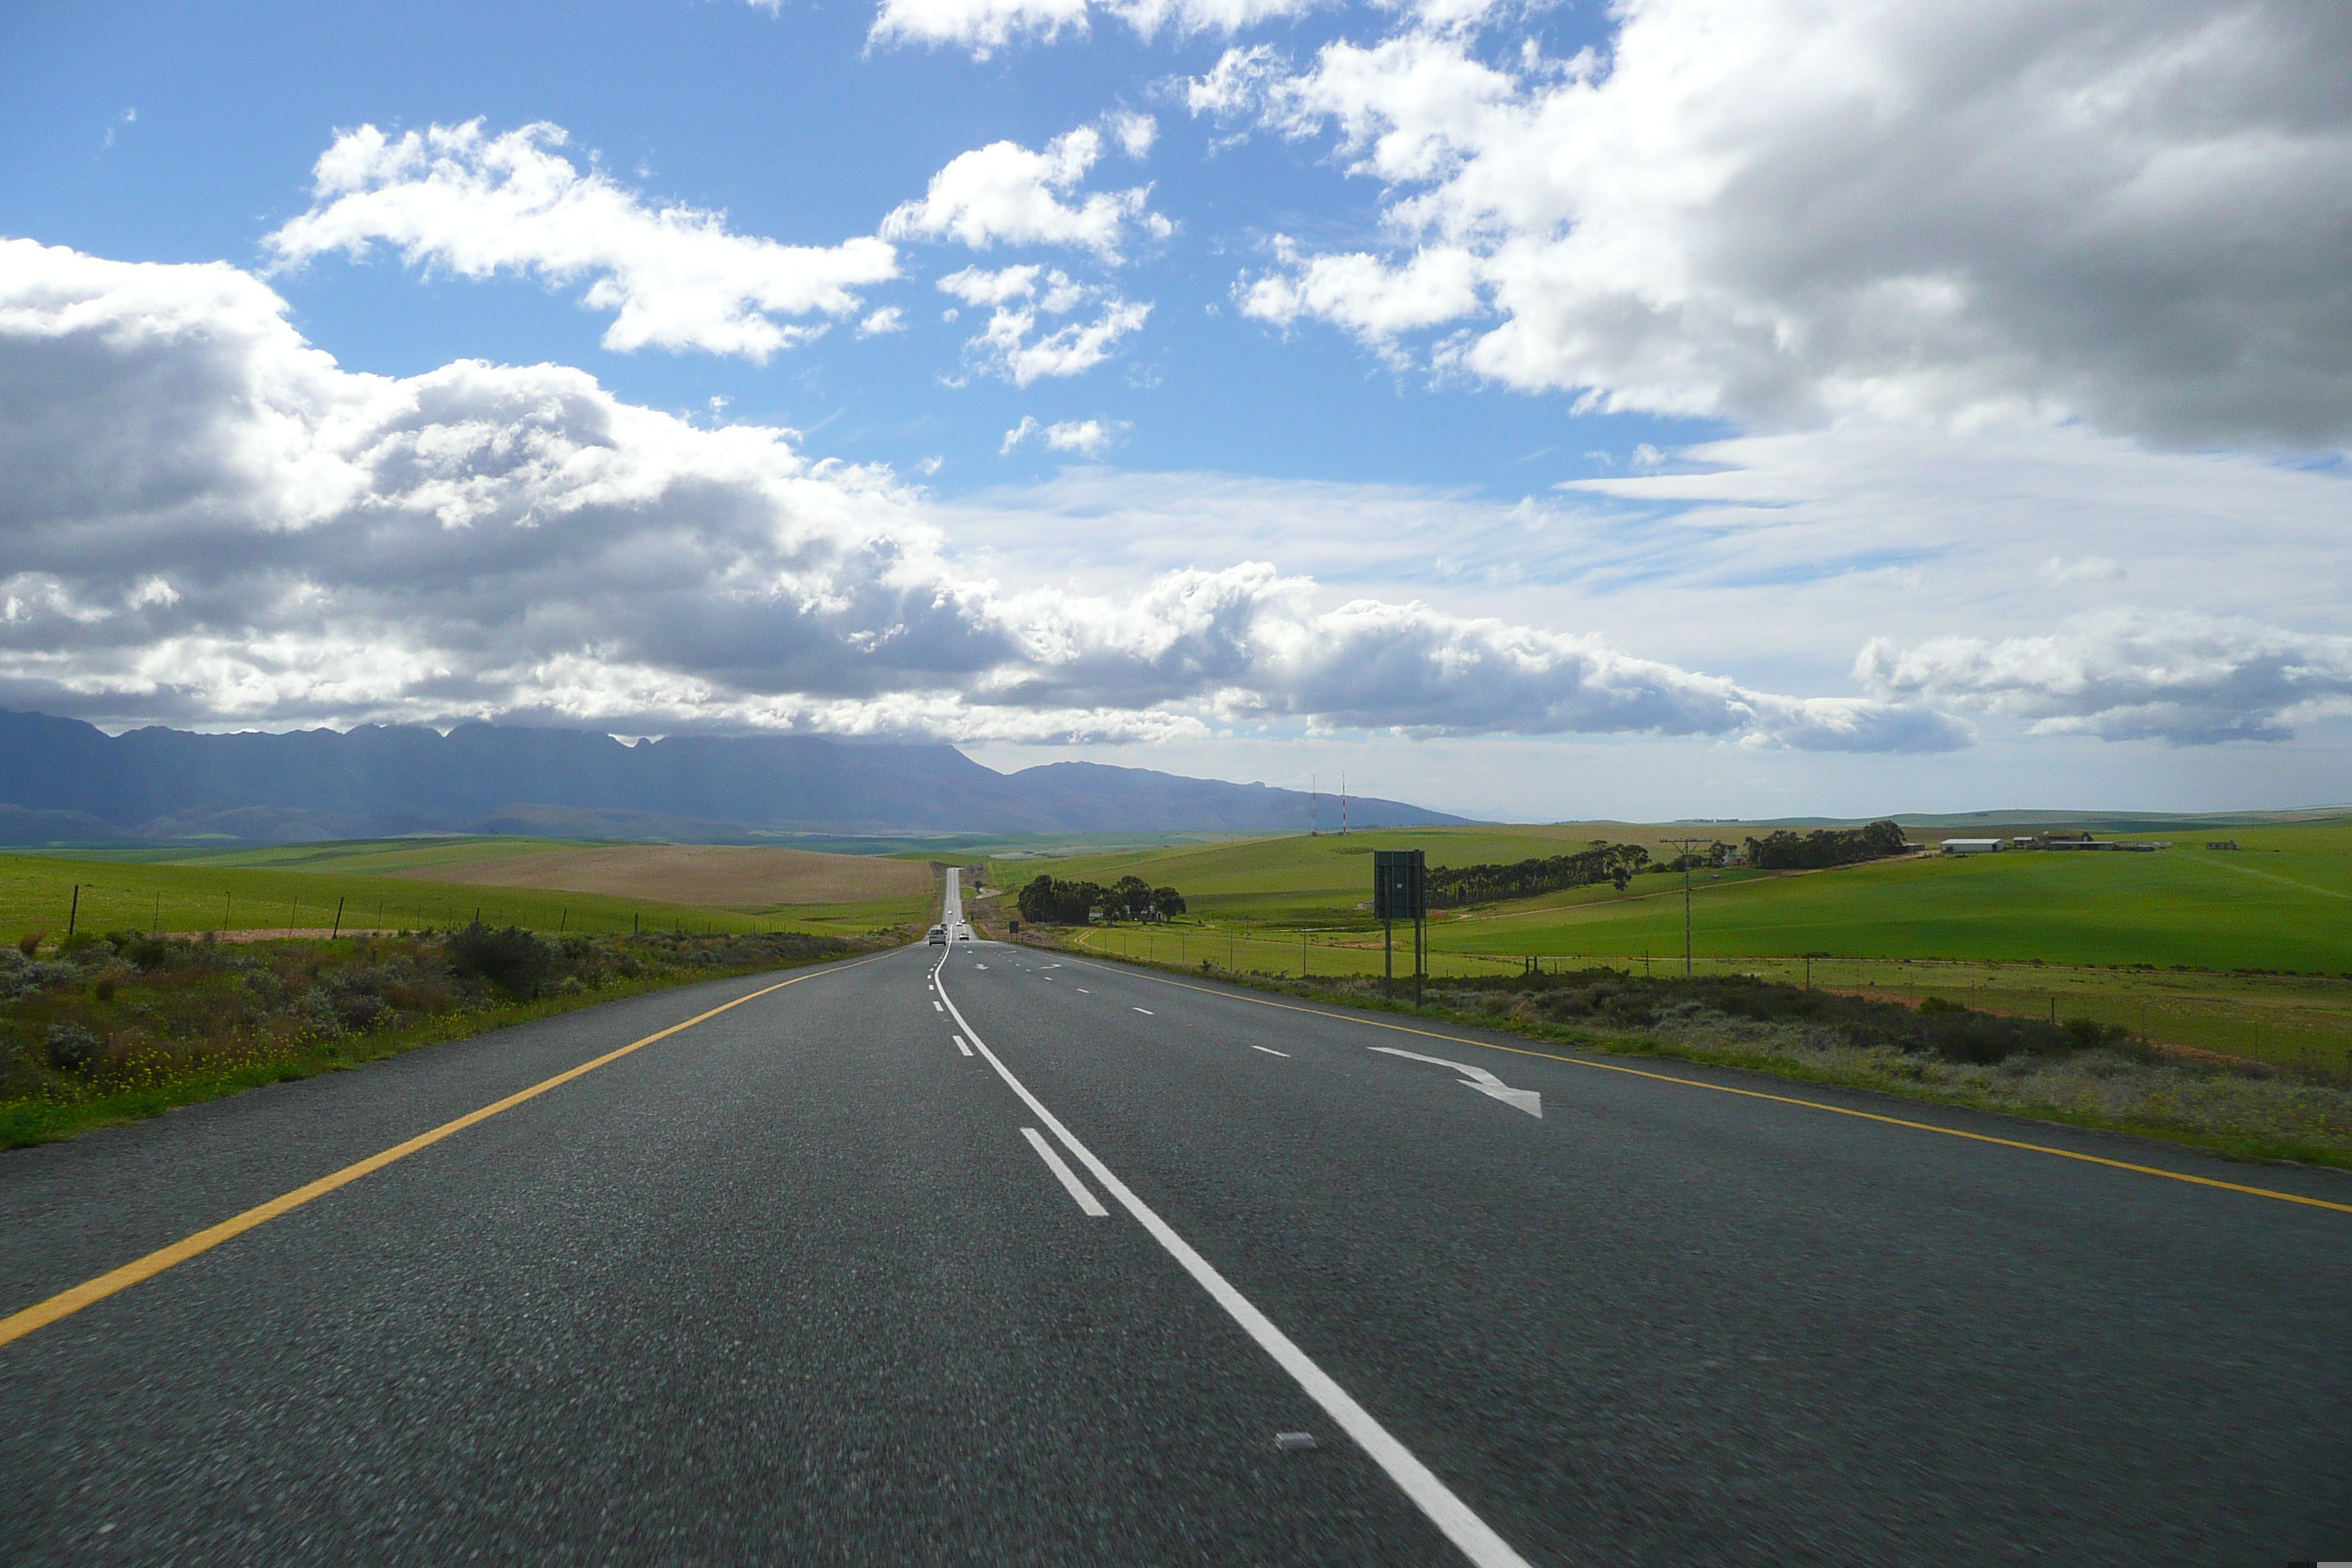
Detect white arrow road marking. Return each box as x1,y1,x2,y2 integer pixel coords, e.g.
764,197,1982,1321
1370,1047,1543,1118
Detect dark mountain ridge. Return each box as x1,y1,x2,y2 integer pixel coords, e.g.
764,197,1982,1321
0,710,1466,843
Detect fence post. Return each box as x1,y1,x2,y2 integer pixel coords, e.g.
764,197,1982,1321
68,883,79,936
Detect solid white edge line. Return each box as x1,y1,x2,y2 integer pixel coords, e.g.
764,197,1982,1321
1020,1126,1110,1216
930,950,1532,1568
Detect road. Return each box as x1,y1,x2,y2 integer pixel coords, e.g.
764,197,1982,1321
2,870,2347,1564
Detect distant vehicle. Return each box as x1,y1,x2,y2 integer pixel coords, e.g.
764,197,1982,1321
927,925,947,945
954,925,973,941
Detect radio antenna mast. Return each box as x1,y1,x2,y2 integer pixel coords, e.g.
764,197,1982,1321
1311,773,1319,835
1341,772,1349,836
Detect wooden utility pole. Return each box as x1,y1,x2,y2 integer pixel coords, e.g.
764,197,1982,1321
1659,838,1711,978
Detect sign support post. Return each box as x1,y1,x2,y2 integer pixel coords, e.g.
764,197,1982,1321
1373,850,1427,1006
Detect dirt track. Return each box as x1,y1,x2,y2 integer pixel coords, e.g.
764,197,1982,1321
383,845,938,908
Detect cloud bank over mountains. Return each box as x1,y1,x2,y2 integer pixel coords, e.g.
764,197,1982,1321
9,0,2349,788
0,238,1961,752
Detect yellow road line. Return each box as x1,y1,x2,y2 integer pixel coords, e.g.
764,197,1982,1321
1058,953,2352,1219
0,951,889,1351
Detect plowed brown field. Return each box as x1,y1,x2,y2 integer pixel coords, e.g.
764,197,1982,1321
382,845,936,909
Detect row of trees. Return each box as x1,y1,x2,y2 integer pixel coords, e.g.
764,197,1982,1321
1741,819,1909,870
1424,842,1654,908
1016,873,1186,926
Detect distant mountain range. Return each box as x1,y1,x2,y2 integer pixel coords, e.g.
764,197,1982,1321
0,710,1467,844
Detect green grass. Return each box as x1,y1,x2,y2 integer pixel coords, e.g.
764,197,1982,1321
1014,823,2352,970
115,836,592,874
1029,942,2352,1170
1423,830,2352,972
1022,820,2352,1073
0,851,799,941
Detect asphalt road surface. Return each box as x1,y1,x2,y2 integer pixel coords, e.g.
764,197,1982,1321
3,872,2348,1564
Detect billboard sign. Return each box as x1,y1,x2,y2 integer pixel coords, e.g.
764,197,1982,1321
1372,849,1426,921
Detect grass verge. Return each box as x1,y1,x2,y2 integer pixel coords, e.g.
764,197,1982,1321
1022,931,2352,1175
0,926,902,1150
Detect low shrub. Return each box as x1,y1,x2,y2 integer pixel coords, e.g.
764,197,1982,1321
1425,968,2152,1067
45,1022,101,1073
1,926,865,1139
445,923,552,1000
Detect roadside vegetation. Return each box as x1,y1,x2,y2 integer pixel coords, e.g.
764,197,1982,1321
1009,818,2352,1074
0,923,875,1148
1019,935,2352,1170
1014,872,1185,925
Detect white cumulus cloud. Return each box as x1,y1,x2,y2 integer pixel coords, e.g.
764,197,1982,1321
1239,238,1482,350
1197,0,2352,445
1002,415,1121,456
265,121,898,362
1858,611,2352,745
883,127,1169,260
1105,111,1158,160
870,0,1309,56
936,265,1150,384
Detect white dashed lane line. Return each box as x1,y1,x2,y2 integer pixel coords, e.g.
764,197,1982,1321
1133,1007,1153,1015
951,1035,974,1057
1251,1045,1290,1057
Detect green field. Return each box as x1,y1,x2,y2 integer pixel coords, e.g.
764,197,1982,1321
1430,834,2352,972
1,851,815,941
1006,821,2352,1072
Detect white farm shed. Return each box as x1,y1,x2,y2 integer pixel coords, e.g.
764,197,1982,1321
1940,838,2007,854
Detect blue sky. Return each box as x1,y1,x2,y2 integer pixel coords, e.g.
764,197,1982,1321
3,0,1676,490
3,0,2348,820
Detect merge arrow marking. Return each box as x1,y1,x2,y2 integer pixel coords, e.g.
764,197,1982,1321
1370,1047,1543,1118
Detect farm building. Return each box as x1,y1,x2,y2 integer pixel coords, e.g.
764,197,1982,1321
1940,838,2006,854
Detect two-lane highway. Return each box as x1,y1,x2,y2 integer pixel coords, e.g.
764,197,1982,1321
2,872,2346,1564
